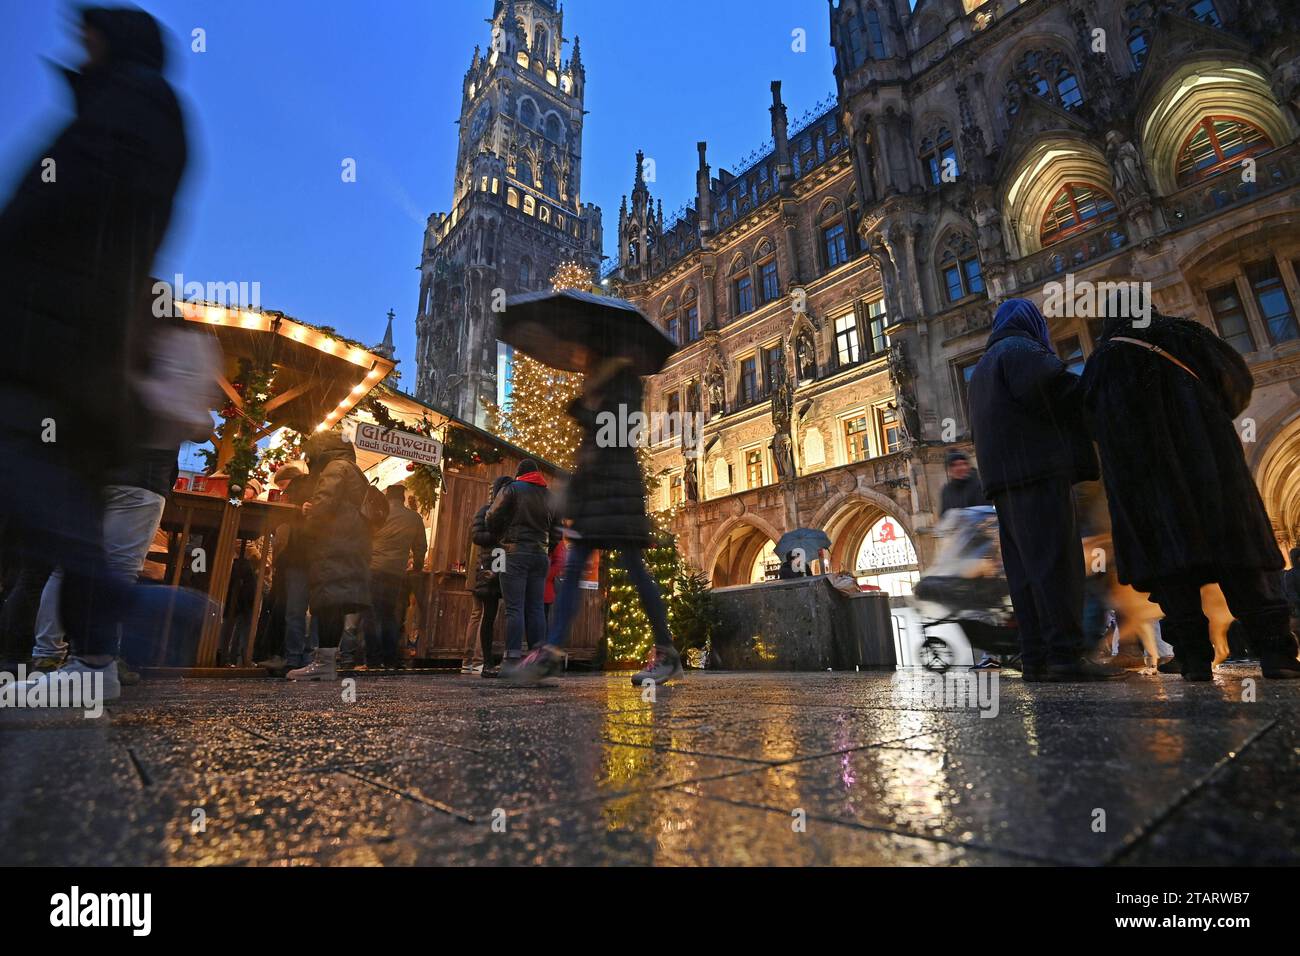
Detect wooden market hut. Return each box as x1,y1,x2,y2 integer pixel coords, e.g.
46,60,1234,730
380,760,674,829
352,386,604,666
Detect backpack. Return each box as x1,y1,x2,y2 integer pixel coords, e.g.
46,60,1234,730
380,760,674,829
362,485,390,532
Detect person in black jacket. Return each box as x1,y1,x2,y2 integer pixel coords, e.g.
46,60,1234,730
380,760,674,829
1082,311,1300,680
486,459,560,673
938,450,987,516
0,8,188,699
969,298,1118,682
509,359,681,687
463,475,511,676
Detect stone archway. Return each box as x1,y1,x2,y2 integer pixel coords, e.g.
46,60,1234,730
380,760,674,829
1252,410,1300,558
705,514,783,587
814,492,922,595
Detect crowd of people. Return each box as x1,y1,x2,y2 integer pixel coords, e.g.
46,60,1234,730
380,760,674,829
966,297,1300,682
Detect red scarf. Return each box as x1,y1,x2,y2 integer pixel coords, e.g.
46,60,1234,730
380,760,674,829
517,471,547,487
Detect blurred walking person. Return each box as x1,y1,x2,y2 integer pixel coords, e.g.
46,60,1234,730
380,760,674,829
465,476,511,676
939,450,987,515
486,459,559,677
968,299,1119,682
288,434,371,681
510,359,680,687
1082,311,1300,680
0,7,190,698
366,483,426,670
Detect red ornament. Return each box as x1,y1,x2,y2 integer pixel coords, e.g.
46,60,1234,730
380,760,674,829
406,462,416,472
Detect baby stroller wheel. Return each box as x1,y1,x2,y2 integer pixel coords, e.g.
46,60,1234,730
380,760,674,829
921,636,953,673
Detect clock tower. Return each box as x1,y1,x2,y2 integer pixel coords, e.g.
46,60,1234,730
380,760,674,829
414,0,603,427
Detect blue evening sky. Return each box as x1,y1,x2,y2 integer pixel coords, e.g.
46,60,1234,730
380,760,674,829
0,0,838,378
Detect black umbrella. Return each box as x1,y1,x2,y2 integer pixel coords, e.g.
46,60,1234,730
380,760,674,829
498,289,676,376
775,527,832,560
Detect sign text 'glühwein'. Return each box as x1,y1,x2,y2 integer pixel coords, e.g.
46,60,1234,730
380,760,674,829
353,422,443,466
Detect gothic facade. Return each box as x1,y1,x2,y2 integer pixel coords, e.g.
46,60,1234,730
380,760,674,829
414,0,602,427
610,0,1300,590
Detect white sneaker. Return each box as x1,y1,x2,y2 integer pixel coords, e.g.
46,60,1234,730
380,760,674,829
286,647,338,681
460,662,484,674
21,657,121,704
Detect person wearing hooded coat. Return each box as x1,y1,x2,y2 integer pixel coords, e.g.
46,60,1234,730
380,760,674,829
507,358,681,687
968,299,1117,681
463,475,512,676
0,7,189,698
1081,312,1300,679
287,433,371,681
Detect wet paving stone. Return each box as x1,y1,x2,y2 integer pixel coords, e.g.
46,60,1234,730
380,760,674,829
1,670,1296,865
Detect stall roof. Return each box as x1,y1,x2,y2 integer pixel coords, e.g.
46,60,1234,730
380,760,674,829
179,302,396,435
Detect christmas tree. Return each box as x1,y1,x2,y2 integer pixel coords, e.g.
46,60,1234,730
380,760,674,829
482,260,591,470
604,496,683,664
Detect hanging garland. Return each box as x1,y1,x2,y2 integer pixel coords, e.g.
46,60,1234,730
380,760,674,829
199,358,275,499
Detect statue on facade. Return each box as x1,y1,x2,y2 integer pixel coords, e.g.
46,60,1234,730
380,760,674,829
706,367,725,420
887,341,922,446
795,327,817,382
1106,130,1149,207
770,348,796,481
683,455,699,503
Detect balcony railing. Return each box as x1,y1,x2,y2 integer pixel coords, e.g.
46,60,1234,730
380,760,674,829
1014,222,1128,287
1163,141,1300,230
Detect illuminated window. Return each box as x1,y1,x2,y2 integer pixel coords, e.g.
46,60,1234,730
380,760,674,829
1039,183,1118,246
1207,282,1255,353
670,475,685,507
1246,260,1299,345
1175,116,1271,186
746,449,765,488
867,298,889,354
844,415,870,463
538,205,550,223
506,188,519,209
522,195,536,216
835,313,860,366
878,405,904,454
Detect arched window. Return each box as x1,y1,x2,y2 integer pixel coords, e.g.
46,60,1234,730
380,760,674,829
937,233,985,303
517,157,535,187
518,98,538,129
683,287,700,342
1039,183,1119,246
1176,116,1272,186
846,16,866,69
818,201,850,272
661,299,680,346
522,194,536,216
865,7,887,58
534,25,549,61
506,187,519,209
1004,49,1084,116
544,113,565,143
920,127,958,185
730,256,754,318
542,164,559,198
538,204,550,223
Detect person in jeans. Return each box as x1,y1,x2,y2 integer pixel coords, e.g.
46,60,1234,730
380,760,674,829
464,476,511,676
366,483,427,669
485,459,559,676
28,448,178,676
267,471,316,674
512,359,680,687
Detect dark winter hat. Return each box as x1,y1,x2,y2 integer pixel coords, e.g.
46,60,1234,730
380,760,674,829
945,450,970,467
516,458,539,476
384,482,407,498
80,5,166,70
491,475,513,497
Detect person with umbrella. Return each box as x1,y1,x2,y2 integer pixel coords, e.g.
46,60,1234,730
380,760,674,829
498,289,682,686
775,528,830,578
509,356,680,686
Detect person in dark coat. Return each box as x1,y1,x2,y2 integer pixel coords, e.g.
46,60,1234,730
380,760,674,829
288,433,371,681
1082,311,1300,679
510,359,681,687
939,450,987,516
969,299,1117,681
464,475,512,676
365,483,427,669
0,8,189,698
1285,548,1300,633
486,458,560,672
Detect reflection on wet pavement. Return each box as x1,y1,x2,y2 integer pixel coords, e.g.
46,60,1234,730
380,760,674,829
0,668,1295,865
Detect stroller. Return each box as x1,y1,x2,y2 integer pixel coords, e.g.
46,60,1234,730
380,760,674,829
904,506,1021,672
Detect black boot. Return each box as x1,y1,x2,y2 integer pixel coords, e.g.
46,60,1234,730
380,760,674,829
1167,619,1213,682
1259,632,1300,679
